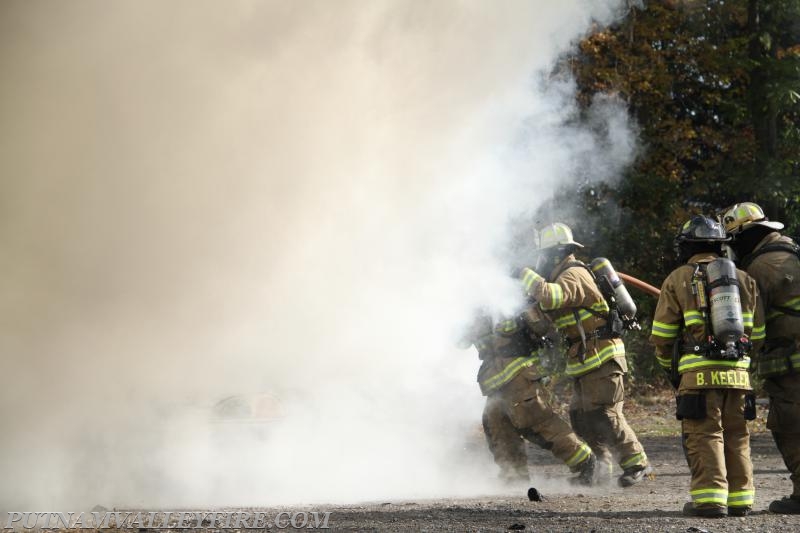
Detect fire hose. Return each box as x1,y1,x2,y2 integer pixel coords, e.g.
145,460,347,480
618,271,660,298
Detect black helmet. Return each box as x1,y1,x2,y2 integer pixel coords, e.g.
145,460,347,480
674,215,730,244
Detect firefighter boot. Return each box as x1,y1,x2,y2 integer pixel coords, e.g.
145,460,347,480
769,496,800,514
569,453,597,486
682,502,726,518
618,464,653,487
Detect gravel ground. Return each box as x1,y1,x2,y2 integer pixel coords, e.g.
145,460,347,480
284,433,799,532
55,393,798,532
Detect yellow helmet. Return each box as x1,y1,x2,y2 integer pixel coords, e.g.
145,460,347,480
538,222,583,250
722,202,784,235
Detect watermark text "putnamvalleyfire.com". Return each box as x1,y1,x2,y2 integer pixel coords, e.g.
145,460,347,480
4,511,332,530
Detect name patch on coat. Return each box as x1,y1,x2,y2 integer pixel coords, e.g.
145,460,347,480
694,369,750,388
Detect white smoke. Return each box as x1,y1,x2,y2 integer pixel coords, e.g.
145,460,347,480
0,0,634,508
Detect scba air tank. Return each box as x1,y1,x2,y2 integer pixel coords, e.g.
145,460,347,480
706,257,745,355
589,258,637,319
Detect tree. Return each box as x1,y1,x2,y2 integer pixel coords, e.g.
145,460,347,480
559,0,800,282
543,0,800,382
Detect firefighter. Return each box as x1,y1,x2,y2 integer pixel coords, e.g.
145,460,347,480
650,215,765,517
459,306,598,486
723,202,800,514
518,223,650,487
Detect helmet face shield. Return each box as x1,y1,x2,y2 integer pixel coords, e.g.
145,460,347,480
675,215,729,243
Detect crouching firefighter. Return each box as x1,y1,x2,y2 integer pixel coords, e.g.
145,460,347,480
518,223,651,487
723,202,800,514
650,215,765,518
458,306,597,486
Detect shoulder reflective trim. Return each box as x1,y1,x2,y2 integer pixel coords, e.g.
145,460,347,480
690,488,728,505
678,354,751,373
566,341,625,377
727,490,755,507
620,452,647,469
565,443,592,467
540,283,564,310
652,321,680,338
683,310,705,327
480,355,540,393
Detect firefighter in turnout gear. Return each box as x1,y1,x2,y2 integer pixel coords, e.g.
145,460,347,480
723,202,800,514
458,305,597,486
650,215,765,518
519,223,651,487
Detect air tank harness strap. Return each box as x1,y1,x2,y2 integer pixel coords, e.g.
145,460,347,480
706,276,739,290
741,241,800,270
566,306,621,345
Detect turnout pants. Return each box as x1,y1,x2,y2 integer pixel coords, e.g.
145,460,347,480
492,373,592,473
765,374,800,499
681,388,754,511
569,361,647,472
482,395,528,482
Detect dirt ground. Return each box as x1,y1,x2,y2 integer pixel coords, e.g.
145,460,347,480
261,393,799,532
300,433,794,532
71,391,798,532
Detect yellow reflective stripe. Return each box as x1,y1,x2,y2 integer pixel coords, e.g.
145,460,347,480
683,310,704,326
783,296,800,308
767,309,783,320
620,452,647,469
678,354,751,373
727,490,755,507
553,308,594,329
757,352,800,377
691,488,728,505
656,354,672,370
481,355,540,393
541,283,564,310
652,321,680,338
767,297,800,320
565,443,592,467
751,325,766,340
591,259,611,273
521,269,543,293
553,314,575,328
589,301,609,313
497,319,517,333
566,341,625,377
742,312,754,328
